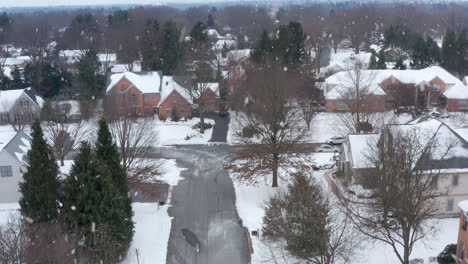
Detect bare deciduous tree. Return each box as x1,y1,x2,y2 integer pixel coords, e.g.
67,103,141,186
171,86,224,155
336,60,382,134
107,114,160,186
344,126,456,264
229,60,307,187
43,100,88,166
182,34,218,134
0,216,28,264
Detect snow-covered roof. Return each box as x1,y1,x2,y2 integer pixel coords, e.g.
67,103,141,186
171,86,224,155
325,66,464,100
198,82,220,96
215,39,237,49
59,50,84,57
348,134,380,169
0,130,31,164
207,29,220,38
459,200,468,212
98,53,117,63
443,82,468,99
0,88,43,112
0,89,28,112
227,49,251,61
106,71,162,94
158,76,192,106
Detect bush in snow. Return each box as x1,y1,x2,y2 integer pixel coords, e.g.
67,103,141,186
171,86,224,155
437,244,456,264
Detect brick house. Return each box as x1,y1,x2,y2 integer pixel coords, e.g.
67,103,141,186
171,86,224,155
105,71,220,120
324,66,468,112
457,200,468,263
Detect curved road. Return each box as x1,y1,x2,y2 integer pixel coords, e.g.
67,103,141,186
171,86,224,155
160,146,250,264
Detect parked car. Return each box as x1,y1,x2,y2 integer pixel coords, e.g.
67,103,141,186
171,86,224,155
317,144,339,153
328,136,345,145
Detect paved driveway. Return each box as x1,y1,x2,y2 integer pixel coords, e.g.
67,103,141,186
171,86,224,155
159,146,250,264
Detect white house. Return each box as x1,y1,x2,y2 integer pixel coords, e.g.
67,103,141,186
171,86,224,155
0,130,31,203
0,88,44,125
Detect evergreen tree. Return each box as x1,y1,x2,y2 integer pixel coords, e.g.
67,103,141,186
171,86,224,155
161,21,182,75
442,30,458,72
207,13,215,28
394,57,407,70
190,21,208,42
426,37,441,65
377,49,387,69
9,66,24,90
251,30,273,64
456,30,468,74
140,19,161,71
369,53,378,69
411,36,429,69
63,142,133,262
76,50,103,97
95,119,130,197
19,121,60,223
275,21,307,67
221,42,228,58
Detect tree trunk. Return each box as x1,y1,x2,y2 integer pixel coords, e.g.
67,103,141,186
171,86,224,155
272,153,279,187
60,158,65,167
200,111,205,134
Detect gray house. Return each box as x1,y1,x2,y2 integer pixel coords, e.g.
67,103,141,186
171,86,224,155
339,116,468,216
0,131,31,203
0,88,43,125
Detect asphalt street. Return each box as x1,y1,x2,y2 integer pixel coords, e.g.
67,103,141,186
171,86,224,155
159,146,250,264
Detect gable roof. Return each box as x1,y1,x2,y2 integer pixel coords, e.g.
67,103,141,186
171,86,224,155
347,134,380,169
0,88,43,112
158,76,193,106
106,71,162,94
325,66,464,100
0,130,31,164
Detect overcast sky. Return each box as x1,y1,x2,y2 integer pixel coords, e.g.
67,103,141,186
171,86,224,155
0,0,255,8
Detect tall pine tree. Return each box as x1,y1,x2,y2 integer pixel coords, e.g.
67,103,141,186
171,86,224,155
442,30,458,73
63,142,134,262
251,30,273,65
19,120,60,222
377,49,387,69
161,21,182,75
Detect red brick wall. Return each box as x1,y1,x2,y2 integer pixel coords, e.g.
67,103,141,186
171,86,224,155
158,90,193,120
457,211,468,263
325,95,387,112
106,77,162,117
446,99,468,112
200,89,220,112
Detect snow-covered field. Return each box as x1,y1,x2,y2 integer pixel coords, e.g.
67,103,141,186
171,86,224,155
227,152,459,264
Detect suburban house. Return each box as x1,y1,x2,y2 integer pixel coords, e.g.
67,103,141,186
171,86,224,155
105,71,220,120
323,66,468,112
0,88,44,125
0,130,31,203
457,200,468,263
339,116,468,216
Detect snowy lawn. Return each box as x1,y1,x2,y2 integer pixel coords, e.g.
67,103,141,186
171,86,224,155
228,111,413,144
155,118,214,146
126,158,186,264
227,153,458,264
